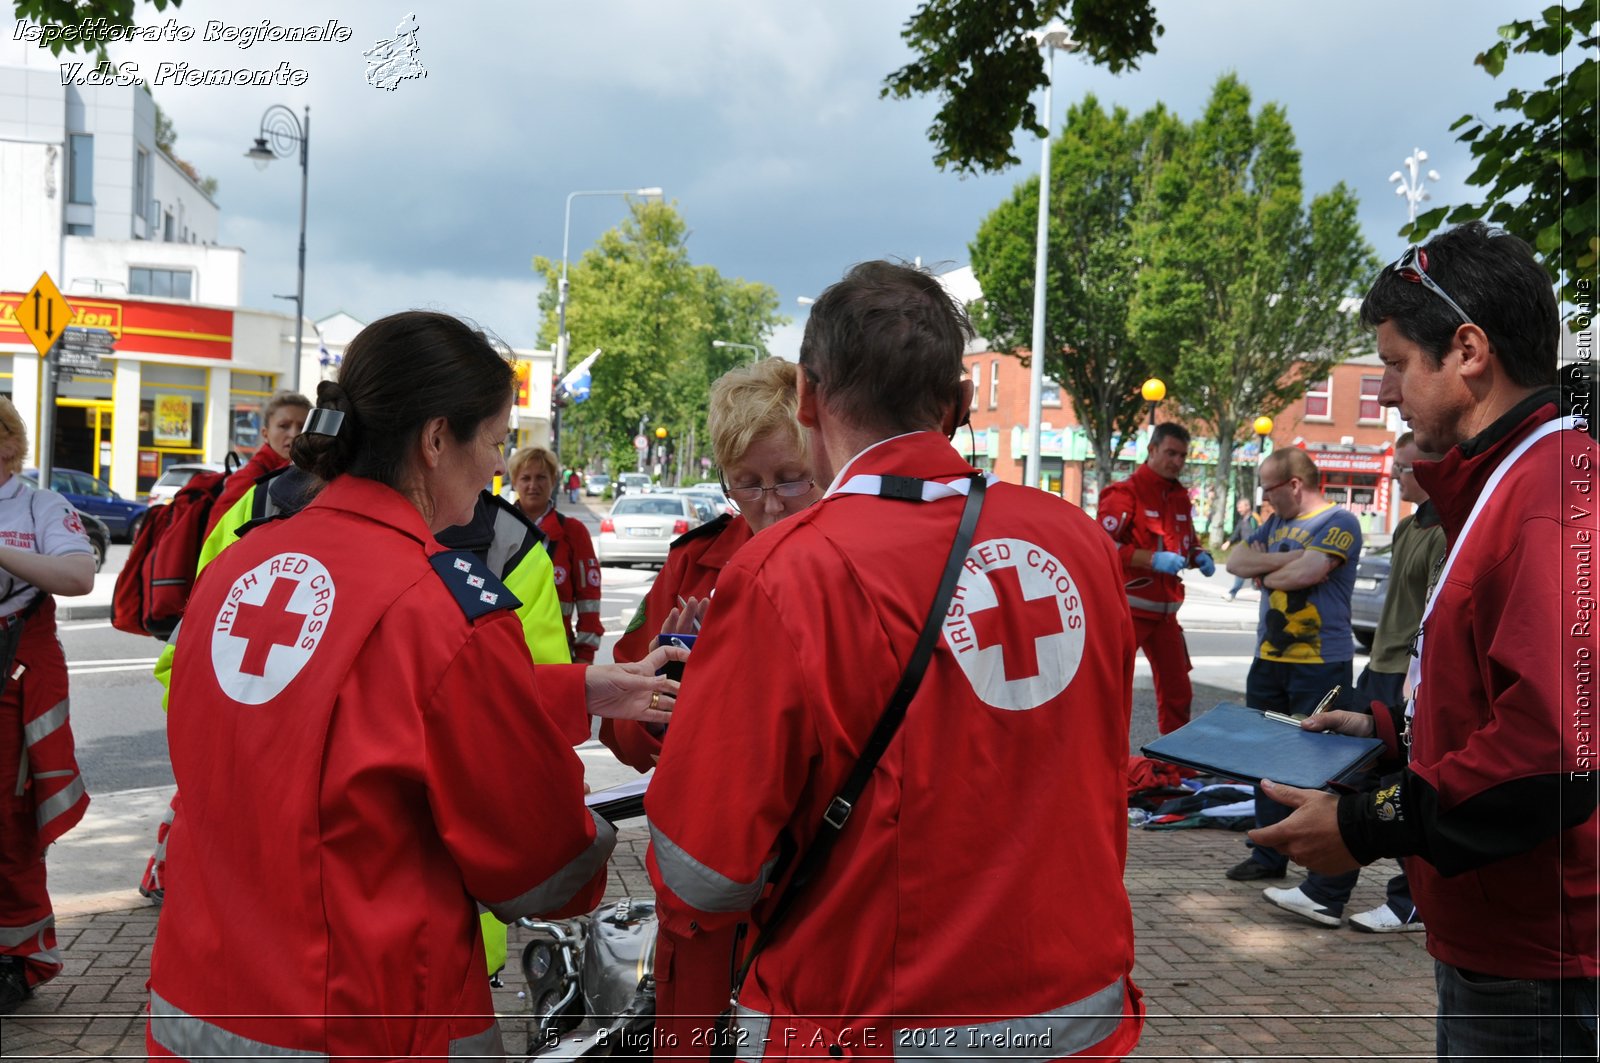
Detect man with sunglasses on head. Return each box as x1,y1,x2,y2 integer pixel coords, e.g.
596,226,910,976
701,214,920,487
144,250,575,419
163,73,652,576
1251,221,1597,1060
1222,446,1363,925
645,261,1144,1060
1098,422,1215,735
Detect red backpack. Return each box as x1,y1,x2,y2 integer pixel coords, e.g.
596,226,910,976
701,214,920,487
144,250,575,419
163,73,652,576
112,457,238,639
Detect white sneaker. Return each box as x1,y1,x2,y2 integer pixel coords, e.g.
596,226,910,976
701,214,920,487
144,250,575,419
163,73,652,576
1262,884,1342,927
1349,903,1424,933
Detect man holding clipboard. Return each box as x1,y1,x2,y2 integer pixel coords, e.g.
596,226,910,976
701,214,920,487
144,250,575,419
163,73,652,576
1252,222,1597,1061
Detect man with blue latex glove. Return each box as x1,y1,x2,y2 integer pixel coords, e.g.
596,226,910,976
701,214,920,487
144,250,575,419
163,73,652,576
1150,551,1187,575
1097,423,1210,734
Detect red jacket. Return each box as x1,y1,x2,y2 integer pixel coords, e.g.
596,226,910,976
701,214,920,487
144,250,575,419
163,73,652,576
602,513,753,772
1403,399,1597,978
1096,463,1197,618
537,508,604,663
205,442,288,537
647,432,1142,1060
15,597,88,847
148,476,611,1060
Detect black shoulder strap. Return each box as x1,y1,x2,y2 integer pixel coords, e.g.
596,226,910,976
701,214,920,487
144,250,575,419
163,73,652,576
728,473,986,997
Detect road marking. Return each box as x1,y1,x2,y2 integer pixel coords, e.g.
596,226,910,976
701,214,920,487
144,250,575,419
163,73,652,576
59,620,115,631
68,658,159,676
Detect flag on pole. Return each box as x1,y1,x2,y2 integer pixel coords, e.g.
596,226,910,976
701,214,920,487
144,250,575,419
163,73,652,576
556,347,601,404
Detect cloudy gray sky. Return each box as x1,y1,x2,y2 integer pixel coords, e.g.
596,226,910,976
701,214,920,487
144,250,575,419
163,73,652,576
29,0,1565,358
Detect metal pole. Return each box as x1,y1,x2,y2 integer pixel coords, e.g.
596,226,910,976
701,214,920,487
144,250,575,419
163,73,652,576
292,106,309,396
553,193,577,454
38,346,57,489
1024,44,1054,492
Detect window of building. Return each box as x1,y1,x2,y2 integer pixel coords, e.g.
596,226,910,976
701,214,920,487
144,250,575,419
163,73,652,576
1304,376,1332,420
68,134,93,204
130,268,194,300
968,363,981,410
1358,375,1383,422
65,223,93,237
989,359,999,409
1042,376,1062,407
163,211,174,242
133,148,149,225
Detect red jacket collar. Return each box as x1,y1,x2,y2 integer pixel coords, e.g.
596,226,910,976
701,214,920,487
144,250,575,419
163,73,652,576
250,441,290,474
306,475,437,548
1131,462,1184,497
829,431,976,489
1416,390,1559,538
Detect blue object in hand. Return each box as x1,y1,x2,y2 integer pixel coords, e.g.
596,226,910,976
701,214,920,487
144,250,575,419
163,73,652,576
1150,551,1187,575
1193,551,1217,577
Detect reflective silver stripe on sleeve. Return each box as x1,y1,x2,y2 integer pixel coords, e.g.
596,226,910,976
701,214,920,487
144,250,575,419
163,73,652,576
894,977,1128,1061
735,1005,773,1063
575,600,601,614
649,822,775,913
1126,595,1181,614
574,632,602,648
35,775,85,830
449,1020,505,1058
22,700,69,745
484,810,616,922
149,989,329,1060
560,602,576,615
488,507,526,577
0,914,52,947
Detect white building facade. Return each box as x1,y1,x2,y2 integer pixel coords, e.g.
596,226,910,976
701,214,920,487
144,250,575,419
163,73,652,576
0,37,299,499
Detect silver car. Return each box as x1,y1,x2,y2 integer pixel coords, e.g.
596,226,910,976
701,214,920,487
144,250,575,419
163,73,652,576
597,495,703,565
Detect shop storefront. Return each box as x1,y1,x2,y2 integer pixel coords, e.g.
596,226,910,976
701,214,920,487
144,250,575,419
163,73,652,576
0,293,295,500
1302,442,1393,532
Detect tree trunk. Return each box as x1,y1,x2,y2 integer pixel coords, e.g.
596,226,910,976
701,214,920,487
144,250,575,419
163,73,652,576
1208,415,1238,548
1093,436,1116,512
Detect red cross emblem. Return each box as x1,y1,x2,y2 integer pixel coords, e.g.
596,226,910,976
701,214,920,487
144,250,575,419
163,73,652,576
211,552,336,705
230,577,307,676
943,538,1086,711
968,566,1066,681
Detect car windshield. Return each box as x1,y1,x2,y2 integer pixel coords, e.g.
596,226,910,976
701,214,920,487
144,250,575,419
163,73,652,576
613,498,685,517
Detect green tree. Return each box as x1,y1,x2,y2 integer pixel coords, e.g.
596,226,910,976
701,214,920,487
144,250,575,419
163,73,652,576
533,201,783,478
1131,75,1377,542
882,0,1162,174
1408,1,1597,314
969,94,1178,482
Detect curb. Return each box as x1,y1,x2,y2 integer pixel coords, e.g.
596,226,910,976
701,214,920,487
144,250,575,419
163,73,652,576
58,603,111,621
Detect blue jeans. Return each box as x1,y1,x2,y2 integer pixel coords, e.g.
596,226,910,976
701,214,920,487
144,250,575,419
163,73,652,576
1435,961,1598,1061
1243,658,1359,909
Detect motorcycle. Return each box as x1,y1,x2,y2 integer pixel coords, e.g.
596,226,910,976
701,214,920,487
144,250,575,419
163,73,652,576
523,783,662,1060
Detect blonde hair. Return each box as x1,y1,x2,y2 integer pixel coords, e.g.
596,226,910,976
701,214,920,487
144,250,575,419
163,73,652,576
508,445,559,482
708,358,807,470
0,397,27,475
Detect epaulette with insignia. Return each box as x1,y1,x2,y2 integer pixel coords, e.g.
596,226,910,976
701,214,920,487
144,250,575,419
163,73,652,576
671,512,731,548
430,549,522,620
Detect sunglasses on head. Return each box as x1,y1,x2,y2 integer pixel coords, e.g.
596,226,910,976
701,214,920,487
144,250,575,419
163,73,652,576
1393,245,1473,326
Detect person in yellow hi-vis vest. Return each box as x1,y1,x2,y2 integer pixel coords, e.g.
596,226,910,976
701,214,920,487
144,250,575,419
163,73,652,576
143,462,600,977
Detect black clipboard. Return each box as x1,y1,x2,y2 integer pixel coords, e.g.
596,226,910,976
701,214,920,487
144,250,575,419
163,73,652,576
1141,702,1383,790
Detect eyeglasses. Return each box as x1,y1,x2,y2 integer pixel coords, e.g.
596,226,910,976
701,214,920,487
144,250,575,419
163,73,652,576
722,478,815,505
1391,462,1414,475
1259,477,1296,493
1393,245,1473,326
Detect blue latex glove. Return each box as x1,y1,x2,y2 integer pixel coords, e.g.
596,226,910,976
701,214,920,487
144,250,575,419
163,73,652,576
1150,551,1186,575
1193,551,1217,577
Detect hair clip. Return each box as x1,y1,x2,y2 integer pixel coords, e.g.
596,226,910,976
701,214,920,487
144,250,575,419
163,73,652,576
302,408,345,437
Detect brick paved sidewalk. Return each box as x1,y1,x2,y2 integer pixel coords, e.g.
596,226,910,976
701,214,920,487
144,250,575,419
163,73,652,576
3,826,1432,1061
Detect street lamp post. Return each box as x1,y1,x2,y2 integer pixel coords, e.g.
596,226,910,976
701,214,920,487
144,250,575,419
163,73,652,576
245,104,310,395
1141,377,1166,427
1252,415,1274,506
555,187,662,452
711,339,762,362
1023,23,1077,492
1388,148,1440,225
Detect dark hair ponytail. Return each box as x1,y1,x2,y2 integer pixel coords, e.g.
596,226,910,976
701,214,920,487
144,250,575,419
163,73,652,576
291,311,514,490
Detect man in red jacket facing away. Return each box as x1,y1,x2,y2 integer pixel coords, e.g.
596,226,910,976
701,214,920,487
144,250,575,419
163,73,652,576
1097,422,1215,734
1254,221,1597,1061
646,261,1143,1061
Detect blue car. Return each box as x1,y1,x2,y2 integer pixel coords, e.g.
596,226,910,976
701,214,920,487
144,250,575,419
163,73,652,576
23,467,149,542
